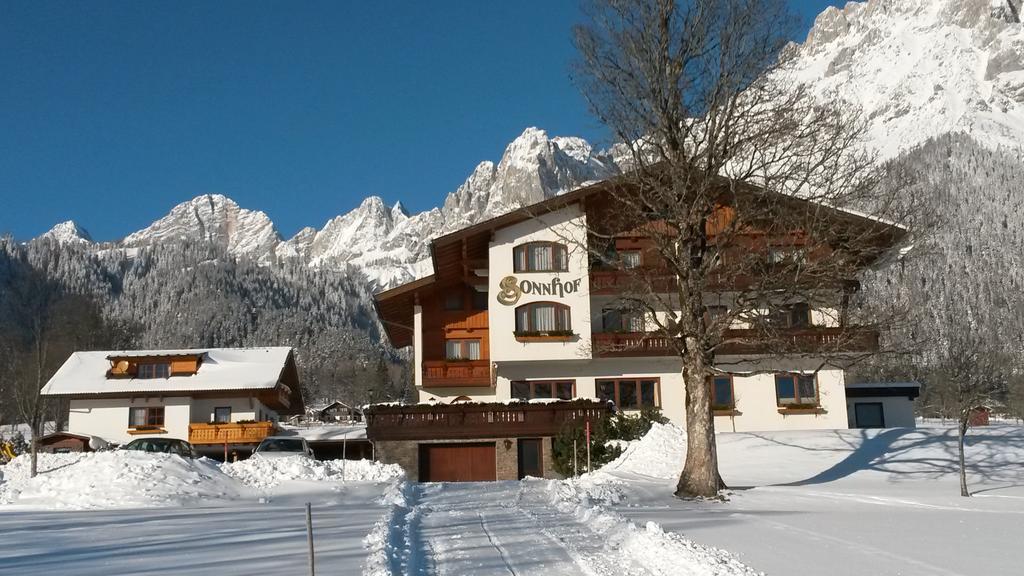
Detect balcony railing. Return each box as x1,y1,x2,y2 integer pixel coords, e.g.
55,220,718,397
592,327,879,358
188,421,276,445
423,359,491,387
365,399,613,441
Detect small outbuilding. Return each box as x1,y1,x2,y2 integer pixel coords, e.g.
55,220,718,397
37,432,98,453
845,382,920,429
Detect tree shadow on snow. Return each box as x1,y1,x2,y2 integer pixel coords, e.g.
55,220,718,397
741,427,1024,487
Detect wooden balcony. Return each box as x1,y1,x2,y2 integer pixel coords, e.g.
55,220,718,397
365,399,613,441
188,421,276,445
423,360,491,388
592,327,880,358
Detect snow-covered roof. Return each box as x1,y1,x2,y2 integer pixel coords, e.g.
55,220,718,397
41,347,295,396
845,382,920,389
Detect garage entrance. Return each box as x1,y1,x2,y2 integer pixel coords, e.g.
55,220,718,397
418,442,496,482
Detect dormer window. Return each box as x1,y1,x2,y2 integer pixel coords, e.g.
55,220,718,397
514,242,568,273
137,363,170,379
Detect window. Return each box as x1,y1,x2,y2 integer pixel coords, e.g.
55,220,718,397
137,363,170,379
711,375,734,409
602,308,645,332
128,406,165,427
445,339,481,360
775,373,818,406
767,247,806,265
596,378,659,409
444,292,464,311
620,250,642,269
471,290,489,310
511,380,575,400
764,302,812,328
515,302,572,334
214,407,232,424
514,242,568,272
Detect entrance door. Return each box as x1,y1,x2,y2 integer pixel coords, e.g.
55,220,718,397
418,443,496,482
517,438,543,479
854,402,885,428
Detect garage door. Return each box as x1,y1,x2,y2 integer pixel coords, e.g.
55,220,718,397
419,443,496,482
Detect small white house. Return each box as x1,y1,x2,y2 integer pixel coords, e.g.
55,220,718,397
40,347,305,448
845,382,920,428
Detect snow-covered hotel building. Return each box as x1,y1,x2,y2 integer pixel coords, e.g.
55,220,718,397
374,175,913,444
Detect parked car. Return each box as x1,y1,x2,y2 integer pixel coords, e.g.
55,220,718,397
253,436,314,459
121,437,197,458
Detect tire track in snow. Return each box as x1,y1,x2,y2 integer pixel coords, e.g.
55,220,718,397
476,511,519,576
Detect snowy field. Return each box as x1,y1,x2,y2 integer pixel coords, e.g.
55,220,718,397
1,423,1022,575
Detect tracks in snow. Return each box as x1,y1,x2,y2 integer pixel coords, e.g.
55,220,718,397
366,479,758,576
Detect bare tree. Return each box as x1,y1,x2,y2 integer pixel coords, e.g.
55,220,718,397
571,0,909,497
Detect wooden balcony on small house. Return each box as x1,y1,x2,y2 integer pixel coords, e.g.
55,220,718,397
188,421,276,445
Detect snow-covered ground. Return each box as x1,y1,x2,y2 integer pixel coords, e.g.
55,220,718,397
1,423,1022,575
590,422,1024,576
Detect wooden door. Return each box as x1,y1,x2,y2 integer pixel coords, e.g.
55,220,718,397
517,438,543,479
419,443,496,482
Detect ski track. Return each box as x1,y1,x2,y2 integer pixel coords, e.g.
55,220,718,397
397,481,655,576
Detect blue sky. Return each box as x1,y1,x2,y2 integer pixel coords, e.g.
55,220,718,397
0,1,843,241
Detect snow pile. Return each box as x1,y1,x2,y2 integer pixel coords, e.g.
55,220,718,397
601,421,686,479
548,480,762,576
362,480,416,576
222,456,403,489
0,452,87,505
4,452,248,509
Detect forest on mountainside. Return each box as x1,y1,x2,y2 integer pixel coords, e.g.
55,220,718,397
0,235,412,430
855,134,1024,418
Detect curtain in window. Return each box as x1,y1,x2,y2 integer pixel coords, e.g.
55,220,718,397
129,407,146,427
529,245,552,271
624,312,645,332
445,340,461,359
557,306,571,330
467,340,481,360
621,251,641,268
798,375,817,402
533,304,557,331
516,306,529,332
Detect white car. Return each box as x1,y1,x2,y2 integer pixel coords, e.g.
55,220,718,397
253,436,314,460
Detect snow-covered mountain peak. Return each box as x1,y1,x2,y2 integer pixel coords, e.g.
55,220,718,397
790,0,1024,158
39,220,92,244
123,194,281,261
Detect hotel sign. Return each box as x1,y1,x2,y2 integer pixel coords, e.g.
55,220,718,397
496,275,582,306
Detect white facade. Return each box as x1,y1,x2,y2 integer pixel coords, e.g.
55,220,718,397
67,396,279,444
407,202,869,433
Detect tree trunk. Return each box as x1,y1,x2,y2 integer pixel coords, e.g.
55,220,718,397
675,341,722,498
30,435,39,478
958,417,969,497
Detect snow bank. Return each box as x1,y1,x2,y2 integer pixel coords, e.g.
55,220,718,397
601,421,686,479
549,480,761,576
4,452,248,509
222,456,403,490
362,480,416,576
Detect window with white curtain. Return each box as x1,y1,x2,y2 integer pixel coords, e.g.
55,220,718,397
514,302,572,333
445,339,481,360
513,242,568,272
